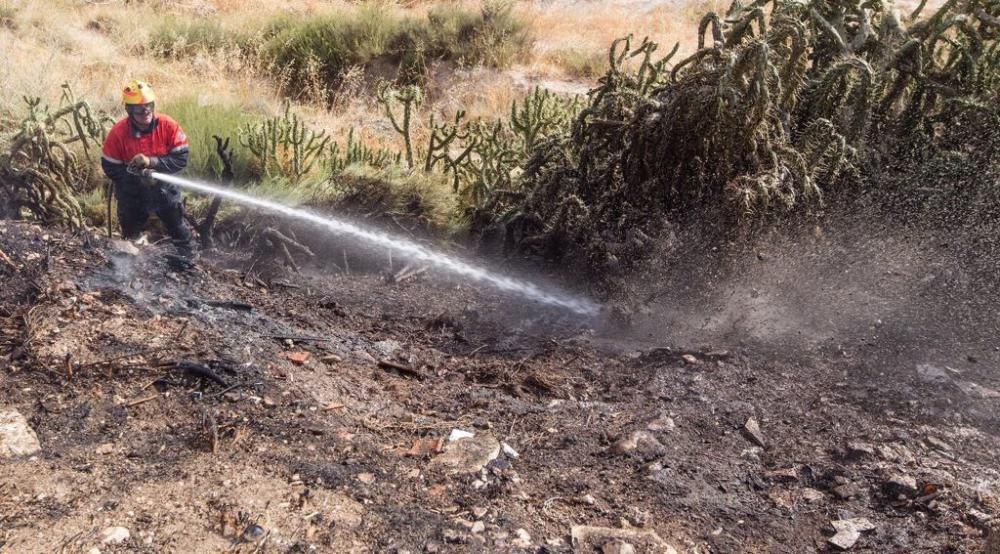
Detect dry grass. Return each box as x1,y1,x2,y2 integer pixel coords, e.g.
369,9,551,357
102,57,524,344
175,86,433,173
0,0,718,180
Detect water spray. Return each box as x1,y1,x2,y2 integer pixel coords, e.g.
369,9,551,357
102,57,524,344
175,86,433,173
146,172,600,317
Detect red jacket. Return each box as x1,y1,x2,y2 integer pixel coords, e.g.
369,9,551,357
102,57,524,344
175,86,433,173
101,114,190,181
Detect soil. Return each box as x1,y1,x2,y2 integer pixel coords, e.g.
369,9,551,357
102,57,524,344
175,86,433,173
1,217,999,554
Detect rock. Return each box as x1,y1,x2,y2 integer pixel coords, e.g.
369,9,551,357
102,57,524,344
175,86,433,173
828,526,860,550
0,410,41,457
240,524,266,543
448,429,475,442
884,474,919,497
354,350,377,365
925,436,952,452
430,433,500,474
262,396,277,408
956,380,1000,399
372,339,402,358
471,521,485,534
579,494,597,505
766,467,800,483
741,417,766,448
966,509,994,529
512,528,532,548
916,364,951,384
832,483,863,500
828,518,875,550
284,351,311,365
845,441,876,459
646,414,676,432
94,442,115,455
570,525,675,552
108,239,140,257
99,526,131,545
442,529,467,544
800,488,825,503
357,472,376,484
501,442,520,459
611,430,664,456
681,354,698,364
602,540,636,554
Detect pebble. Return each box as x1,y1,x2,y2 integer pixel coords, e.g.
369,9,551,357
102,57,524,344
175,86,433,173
741,418,766,448
0,410,42,457
602,540,636,554
99,526,130,545
884,473,918,497
800,488,825,502
513,528,532,548
241,524,266,543
845,441,875,459
832,483,863,500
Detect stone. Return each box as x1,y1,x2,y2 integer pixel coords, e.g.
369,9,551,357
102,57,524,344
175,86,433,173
430,433,500,474
570,525,674,552
372,339,402,358
832,483,863,500
884,474,919,497
742,417,766,448
646,414,676,432
108,239,140,257
99,526,131,545
828,526,860,550
925,436,952,452
512,528,532,548
501,442,520,459
916,364,951,384
0,410,41,457
357,472,376,484
766,467,800,483
611,430,664,455
845,441,875,459
95,442,115,455
471,521,485,534
828,518,875,550
966,509,994,529
284,351,311,365
602,540,636,554
800,488,825,502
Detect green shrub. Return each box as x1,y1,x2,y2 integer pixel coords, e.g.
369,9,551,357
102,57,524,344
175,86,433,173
262,2,532,98
158,96,259,181
262,6,405,94
149,19,244,58
548,48,606,79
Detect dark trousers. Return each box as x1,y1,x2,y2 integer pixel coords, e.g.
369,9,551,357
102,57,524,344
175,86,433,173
115,180,194,256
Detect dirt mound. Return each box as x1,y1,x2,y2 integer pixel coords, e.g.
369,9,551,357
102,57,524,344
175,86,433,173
1,219,998,553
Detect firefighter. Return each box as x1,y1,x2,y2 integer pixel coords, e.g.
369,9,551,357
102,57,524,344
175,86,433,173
101,79,195,260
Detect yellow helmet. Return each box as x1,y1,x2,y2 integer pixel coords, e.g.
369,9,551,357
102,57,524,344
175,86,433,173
122,80,156,105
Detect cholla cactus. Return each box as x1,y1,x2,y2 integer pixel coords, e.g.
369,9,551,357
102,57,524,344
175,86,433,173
497,0,1000,279
239,103,330,182
0,84,112,228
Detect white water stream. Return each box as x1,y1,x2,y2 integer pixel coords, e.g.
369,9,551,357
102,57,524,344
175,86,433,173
153,172,600,316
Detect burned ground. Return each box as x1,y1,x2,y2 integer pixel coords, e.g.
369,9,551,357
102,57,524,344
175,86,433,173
1,218,999,553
